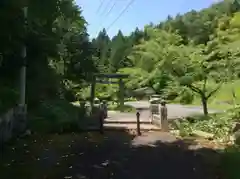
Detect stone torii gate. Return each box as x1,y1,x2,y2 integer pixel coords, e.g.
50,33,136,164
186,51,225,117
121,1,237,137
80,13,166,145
90,73,129,112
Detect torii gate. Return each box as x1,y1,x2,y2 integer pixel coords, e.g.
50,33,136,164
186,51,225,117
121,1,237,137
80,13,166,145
90,73,129,112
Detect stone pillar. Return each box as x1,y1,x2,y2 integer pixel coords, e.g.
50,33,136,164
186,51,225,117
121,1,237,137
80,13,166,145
136,111,141,136
149,98,161,123
99,102,104,134
13,105,27,135
79,101,86,119
102,101,108,118
119,79,124,112
160,100,168,132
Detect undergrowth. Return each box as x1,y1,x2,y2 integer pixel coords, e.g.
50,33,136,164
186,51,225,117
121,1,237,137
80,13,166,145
174,106,240,139
28,100,95,134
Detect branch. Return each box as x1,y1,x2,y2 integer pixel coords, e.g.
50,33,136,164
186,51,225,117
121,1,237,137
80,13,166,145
187,84,203,95
171,67,181,77
171,68,203,95
207,83,222,99
202,76,207,93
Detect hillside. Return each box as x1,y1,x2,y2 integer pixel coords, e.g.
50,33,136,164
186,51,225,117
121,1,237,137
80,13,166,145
91,0,240,113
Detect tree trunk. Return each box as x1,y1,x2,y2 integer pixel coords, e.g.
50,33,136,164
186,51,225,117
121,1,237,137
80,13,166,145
201,95,208,115
231,84,236,108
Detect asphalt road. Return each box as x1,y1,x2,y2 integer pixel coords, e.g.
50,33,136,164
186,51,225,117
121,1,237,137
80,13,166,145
108,101,220,121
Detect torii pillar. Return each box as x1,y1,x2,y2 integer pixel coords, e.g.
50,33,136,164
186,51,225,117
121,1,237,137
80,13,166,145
119,79,124,112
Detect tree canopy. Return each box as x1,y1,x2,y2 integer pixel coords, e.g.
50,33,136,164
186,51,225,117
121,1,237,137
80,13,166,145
91,0,240,114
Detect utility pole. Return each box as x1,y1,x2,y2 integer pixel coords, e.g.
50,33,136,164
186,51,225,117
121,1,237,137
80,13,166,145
19,7,28,107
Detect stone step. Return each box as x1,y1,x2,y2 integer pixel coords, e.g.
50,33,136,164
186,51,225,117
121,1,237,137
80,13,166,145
103,123,161,131
104,118,151,124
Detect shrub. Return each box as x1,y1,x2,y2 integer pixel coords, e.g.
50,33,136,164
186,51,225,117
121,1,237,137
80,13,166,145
0,86,18,114
176,108,240,139
28,100,82,134
220,145,240,179
179,89,194,104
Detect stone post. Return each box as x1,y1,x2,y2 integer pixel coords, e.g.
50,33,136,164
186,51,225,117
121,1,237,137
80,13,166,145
99,112,104,134
99,102,104,134
149,97,161,123
102,100,108,118
79,101,86,120
136,111,141,136
160,100,168,132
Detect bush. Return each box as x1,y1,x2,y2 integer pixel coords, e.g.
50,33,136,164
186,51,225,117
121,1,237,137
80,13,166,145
179,89,194,104
179,120,193,137
175,108,240,139
28,100,82,134
0,86,18,114
220,145,240,179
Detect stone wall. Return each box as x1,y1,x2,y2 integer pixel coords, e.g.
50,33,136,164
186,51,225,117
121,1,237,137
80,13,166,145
0,105,27,147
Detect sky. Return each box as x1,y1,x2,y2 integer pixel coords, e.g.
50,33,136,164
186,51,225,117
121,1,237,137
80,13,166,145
76,0,218,39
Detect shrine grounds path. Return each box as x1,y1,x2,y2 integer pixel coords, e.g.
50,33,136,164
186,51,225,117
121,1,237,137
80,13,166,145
0,131,225,179
0,101,227,179
125,101,220,118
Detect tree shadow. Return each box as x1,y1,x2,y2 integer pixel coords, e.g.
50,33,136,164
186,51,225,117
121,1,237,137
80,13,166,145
0,130,239,179
63,130,239,179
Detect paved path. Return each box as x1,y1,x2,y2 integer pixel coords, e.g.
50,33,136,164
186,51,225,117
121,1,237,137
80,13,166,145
105,101,220,131
125,101,219,120
107,101,220,122
104,123,161,131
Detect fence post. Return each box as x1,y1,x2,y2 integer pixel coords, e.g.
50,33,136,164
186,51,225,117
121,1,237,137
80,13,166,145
160,100,168,132
136,111,141,136
99,102,104,134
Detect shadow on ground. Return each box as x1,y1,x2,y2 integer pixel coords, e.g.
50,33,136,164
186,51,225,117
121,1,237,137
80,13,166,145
0,129,239,179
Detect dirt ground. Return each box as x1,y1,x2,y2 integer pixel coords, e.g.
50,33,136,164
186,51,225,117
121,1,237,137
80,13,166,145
0,131,226,179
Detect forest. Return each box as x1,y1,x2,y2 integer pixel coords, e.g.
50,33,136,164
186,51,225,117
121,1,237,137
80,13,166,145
91,0,240,115
1,0,240,178
0,0,240,129
0,0,240,130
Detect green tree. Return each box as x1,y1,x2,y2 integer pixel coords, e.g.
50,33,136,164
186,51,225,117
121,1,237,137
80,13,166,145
166,44,224,115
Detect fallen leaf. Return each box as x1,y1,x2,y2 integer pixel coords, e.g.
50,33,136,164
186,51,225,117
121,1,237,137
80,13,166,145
64,176,72,179
101,160,109,166
93,164,103,169
76,174,87,179
61,154,69,158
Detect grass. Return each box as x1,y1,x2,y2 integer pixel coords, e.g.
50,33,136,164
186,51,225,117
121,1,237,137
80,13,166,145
107,102,136,112
72,100,136,113
110,104,136,113
190,80,240,110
